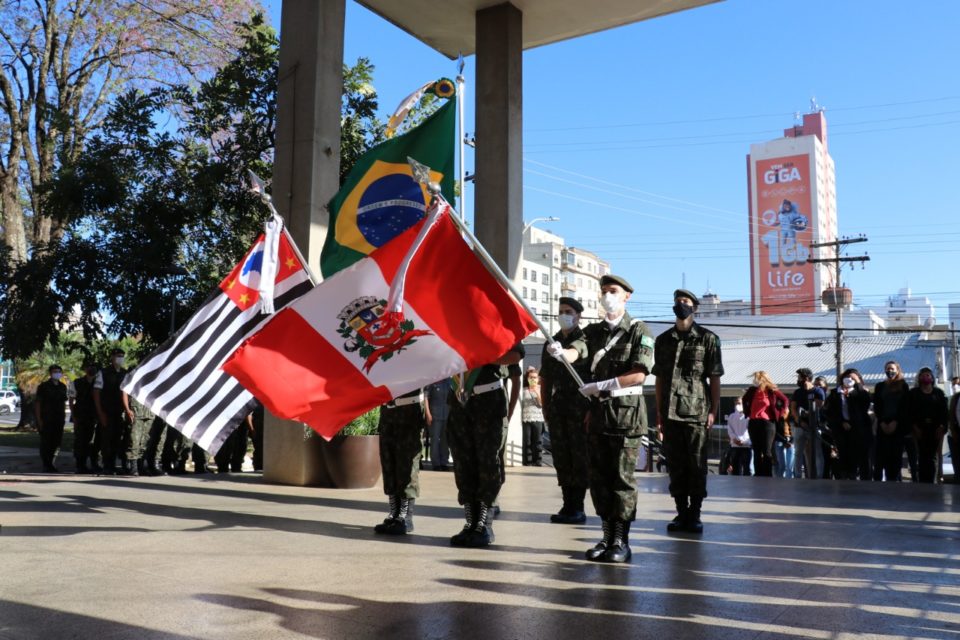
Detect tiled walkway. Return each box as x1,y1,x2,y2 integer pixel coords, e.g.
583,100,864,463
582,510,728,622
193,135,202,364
1,467,957,639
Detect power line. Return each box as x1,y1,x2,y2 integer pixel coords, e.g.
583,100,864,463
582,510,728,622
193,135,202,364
524,95,960,133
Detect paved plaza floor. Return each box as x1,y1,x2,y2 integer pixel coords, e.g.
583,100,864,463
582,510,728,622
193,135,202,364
0,462,958,639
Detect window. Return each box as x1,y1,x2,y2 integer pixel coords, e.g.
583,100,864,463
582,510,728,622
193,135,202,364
522,267,527,280
523,286,527,298
541,273,548,285
531,289,538,300
530,269,537,282
541,291,548,303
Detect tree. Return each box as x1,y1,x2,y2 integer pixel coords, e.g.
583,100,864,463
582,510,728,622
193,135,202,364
0,0,259,269
0,16,387,360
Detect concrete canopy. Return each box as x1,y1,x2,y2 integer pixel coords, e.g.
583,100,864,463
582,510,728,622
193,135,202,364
356,0,723,58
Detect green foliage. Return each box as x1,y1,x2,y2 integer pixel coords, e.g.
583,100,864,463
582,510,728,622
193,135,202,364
1,14,388,359
339,408,381,436
340,57,385,183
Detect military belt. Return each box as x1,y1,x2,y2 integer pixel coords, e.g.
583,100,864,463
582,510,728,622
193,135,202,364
385,393,423,409
599,385,643,400
472,380,503,396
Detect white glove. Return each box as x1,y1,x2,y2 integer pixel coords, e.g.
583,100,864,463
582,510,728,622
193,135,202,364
578,378,620,397
546,341,565,361
579,382,600,398
596,377,621,392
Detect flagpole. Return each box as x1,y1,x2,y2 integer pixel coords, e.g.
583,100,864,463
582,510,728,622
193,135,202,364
456,57,467,222
444,198,585,389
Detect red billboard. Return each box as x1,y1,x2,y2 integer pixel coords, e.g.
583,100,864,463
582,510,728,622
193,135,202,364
751,154,815,314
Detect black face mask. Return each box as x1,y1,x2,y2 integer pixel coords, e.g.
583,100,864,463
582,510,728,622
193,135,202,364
885,370,897,380
672,302,694,320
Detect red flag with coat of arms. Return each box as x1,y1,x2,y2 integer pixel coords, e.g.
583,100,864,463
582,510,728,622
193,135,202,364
223,203,538,438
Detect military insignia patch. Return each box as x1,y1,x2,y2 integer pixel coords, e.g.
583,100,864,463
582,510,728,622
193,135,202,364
337,296,432,372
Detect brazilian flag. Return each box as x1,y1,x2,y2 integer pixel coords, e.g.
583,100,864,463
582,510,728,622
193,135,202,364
321,79,456,277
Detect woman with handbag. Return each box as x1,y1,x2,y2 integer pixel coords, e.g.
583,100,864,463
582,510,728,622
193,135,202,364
742,371,789,477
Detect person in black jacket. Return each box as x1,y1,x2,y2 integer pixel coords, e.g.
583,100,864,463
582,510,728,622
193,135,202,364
824,368,872,480
907,367,948,483
872,361,910,481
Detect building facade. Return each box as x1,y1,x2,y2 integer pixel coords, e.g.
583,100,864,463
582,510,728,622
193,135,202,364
518,225,609,335
747,110,838,315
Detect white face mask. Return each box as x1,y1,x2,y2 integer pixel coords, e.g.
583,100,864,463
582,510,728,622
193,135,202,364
600,292,624,315
114,357,125,367
953,384,960,395
842,377,855,388
51,372,62,381
557,314,577,331
735,404,743,413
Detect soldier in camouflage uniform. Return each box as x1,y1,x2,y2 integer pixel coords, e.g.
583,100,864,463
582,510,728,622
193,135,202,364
374,388,430,535
541,297,590,524
122,391,159,477
446,342,525,547
578,275,654,563
654,289,723,535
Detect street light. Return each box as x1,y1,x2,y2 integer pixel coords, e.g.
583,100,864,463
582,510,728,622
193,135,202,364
522,216,559,235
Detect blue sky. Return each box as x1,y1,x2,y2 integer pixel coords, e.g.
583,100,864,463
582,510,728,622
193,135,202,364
264,0,960,324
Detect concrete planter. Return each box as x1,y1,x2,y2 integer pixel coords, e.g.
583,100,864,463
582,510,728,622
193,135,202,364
321,435,382,489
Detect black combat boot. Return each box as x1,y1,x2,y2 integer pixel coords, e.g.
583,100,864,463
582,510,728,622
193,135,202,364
120,459,138,476
686,496,704,534
667,495,689,533
552,487,588,524
373,496,400,534
145,459,164,476
395,497,415,534
450,503,476,546
604,520,632,563
75,459,90,474
465,502,494,547
550,487,572,523
136,459,146,476
586,520,613,561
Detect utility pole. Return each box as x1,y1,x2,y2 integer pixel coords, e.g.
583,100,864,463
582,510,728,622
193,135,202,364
809,236,869,381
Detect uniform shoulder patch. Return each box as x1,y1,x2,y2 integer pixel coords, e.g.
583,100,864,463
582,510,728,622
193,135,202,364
640,335,655,349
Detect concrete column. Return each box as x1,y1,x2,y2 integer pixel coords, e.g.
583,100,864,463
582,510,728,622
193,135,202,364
263,0,345,486
475,3,524,467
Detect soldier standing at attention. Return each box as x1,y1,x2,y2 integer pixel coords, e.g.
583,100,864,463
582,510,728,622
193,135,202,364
654,289,724,535
374,388,430,535
447,342,525,548
94,348,129,475
71,362,101,473
35,365,69,472
541,297,590,524
579,276,654,563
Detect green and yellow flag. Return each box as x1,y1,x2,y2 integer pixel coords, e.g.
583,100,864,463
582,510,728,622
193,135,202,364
320,78,456,278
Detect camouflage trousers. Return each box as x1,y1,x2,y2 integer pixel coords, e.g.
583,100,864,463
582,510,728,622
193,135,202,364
446,391,507,506
662,420,709,499
548,403,589,490
128,415,154,462
587,432,642,521
379,404,424,499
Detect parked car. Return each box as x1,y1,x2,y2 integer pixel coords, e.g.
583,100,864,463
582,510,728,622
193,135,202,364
0,389,20,415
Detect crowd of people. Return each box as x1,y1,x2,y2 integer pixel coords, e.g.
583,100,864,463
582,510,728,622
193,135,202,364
28,278,958,569
724,365,957,483
33,349,264,476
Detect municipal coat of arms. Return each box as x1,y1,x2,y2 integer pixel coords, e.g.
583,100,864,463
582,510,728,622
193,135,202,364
337,296,432,373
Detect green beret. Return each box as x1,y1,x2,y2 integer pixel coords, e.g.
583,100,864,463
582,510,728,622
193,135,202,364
558,296,583,313
599,274,633,293
673,288,700,307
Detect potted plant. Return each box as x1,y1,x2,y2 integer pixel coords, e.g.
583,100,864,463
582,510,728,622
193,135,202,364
320,408,382,489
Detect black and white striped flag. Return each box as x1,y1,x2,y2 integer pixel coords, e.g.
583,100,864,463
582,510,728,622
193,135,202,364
122,230,313,454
